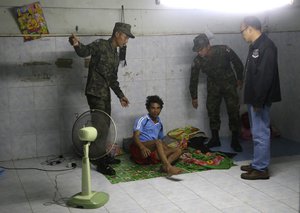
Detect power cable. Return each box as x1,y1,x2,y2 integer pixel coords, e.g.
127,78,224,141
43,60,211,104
0,165,75,172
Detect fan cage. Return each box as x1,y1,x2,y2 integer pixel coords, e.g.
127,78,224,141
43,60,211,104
72,109,117,160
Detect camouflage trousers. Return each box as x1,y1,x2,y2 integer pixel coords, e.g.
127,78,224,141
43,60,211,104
206,78,240,132
86,94,111,158
86,94,111,115
86,93,112,130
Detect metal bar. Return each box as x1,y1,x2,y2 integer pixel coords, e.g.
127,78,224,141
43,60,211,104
0,29,300,38
0,33,110,37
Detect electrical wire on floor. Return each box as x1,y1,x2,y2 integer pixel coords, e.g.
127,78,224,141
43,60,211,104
43,170,75,207
0,155,78,172
0,155,79,208
0,165,76,172
40,155,66,166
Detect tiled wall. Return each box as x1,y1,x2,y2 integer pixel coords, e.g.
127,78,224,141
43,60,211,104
0,32,299,161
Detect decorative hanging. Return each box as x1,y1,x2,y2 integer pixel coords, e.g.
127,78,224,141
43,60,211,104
15,2,49,42
119,5,127,66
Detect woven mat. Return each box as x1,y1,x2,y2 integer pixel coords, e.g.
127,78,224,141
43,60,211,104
105,150,235,184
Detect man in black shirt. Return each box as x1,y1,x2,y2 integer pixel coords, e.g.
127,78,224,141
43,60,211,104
239,16,281,180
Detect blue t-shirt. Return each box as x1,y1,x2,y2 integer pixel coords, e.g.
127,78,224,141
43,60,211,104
133,114,164,142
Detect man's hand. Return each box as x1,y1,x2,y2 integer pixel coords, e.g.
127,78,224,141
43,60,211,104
237,80,243,90
192,99,198,109
120,96,130,107
69,33,79,46
141,146,151,158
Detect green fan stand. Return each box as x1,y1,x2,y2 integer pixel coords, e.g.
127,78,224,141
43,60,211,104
67,127,109,209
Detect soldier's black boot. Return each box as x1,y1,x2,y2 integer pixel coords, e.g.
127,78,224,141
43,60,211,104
206,129,221,148
91,158,116,176
231,131,242,152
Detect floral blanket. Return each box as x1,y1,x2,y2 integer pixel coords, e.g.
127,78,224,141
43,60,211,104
167,126,208,149
105,149,234,184
178,148,234,169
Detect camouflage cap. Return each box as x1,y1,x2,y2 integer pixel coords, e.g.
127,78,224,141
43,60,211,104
192,33,209,52
113,22,135,38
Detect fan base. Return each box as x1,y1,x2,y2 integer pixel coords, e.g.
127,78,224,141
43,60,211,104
67,191,109,209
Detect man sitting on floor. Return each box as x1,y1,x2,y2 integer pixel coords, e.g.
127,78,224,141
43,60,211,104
130,95,183,176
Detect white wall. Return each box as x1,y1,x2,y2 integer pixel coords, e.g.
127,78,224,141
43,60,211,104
1,0,300,35
0,0,299,161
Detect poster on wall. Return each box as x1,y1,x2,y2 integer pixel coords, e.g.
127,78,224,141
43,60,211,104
15,2,49,42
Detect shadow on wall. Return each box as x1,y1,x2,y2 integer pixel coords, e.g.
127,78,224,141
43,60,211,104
0,52,90,160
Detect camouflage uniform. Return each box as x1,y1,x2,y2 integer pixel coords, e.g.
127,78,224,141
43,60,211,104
74,38,125,115
70,22,134,175
189,45,244,132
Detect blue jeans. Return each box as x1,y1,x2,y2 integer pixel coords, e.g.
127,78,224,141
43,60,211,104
247,104,271,171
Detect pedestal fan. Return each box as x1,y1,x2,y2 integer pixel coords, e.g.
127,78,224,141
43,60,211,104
67,109,117,209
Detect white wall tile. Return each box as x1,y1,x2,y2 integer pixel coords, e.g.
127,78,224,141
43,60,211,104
0,31,299,160
11,134,36,159
36,132,60,157
8,87,34,111
9,110,36,135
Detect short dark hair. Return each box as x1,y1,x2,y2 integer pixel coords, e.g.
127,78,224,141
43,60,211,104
243,16,262,31
145,95,164,110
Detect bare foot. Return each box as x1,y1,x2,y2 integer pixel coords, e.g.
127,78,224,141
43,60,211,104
169,166,183,176
164,165,183,176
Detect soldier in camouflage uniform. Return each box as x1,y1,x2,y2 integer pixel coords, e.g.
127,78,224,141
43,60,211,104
69,22,135,175
189,33,244,152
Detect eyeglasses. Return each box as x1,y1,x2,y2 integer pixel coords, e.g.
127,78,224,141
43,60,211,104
240,26,248,34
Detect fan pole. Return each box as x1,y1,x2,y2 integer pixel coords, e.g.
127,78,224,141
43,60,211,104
82,142,91,195
67,127,109,209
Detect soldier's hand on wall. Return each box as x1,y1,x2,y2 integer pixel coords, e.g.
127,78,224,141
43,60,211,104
69,33,79,46
192,99,198,109
120,96,130,107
